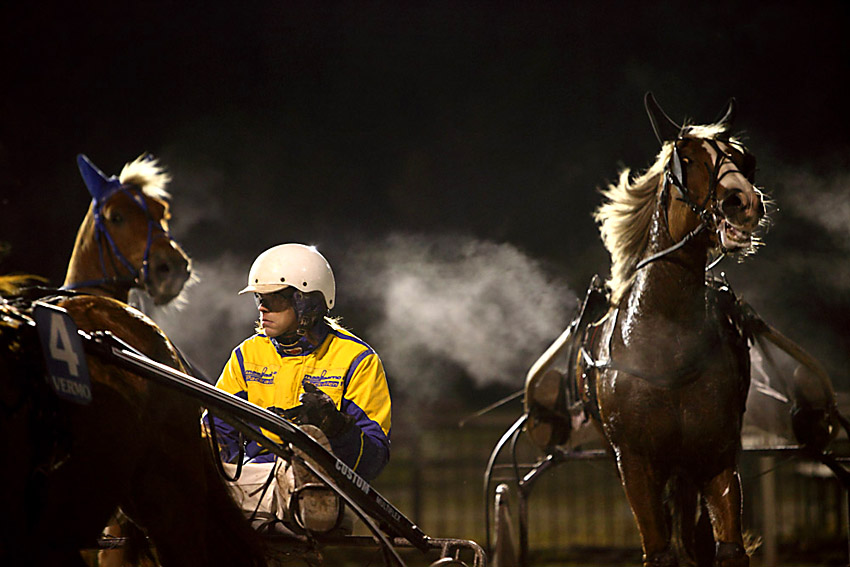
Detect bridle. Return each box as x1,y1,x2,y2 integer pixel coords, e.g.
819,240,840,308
634,134,754,272
61,186,178,292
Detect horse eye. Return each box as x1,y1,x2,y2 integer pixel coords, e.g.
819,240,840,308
108,212,124,224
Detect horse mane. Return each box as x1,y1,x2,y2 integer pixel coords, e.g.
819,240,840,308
0,274,47,297
594,123,736,305
119,155,172,201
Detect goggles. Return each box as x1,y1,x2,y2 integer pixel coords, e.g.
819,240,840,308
254,288,295,312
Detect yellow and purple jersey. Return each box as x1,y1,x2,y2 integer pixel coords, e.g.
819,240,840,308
209,319,391,480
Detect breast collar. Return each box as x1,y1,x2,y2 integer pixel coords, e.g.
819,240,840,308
270,320,330,356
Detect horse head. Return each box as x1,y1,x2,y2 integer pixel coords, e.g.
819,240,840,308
645,93,765,258
64,155,192,305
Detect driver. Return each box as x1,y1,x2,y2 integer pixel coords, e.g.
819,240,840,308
206,243,391,534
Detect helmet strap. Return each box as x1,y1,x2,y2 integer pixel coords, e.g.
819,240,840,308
292,291,328,337
271,319,330,356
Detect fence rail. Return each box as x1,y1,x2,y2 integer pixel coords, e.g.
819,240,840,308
370,408,849,566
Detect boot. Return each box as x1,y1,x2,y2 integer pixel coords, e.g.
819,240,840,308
282,424,344,534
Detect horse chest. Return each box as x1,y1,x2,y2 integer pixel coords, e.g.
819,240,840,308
612,304,727,387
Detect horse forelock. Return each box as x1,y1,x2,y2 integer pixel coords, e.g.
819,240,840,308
594,123,745,305
119,155,172,201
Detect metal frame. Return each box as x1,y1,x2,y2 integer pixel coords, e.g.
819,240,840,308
65,322,488,567
485,436,850,567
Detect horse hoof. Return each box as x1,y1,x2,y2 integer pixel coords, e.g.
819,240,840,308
714,542,748,567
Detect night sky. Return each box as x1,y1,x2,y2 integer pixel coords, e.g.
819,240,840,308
2,2,849,402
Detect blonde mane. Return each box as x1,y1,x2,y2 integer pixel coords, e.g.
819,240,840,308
119,154,172,201
593,123,734,305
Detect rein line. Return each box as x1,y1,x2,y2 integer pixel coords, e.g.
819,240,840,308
633,222,707,271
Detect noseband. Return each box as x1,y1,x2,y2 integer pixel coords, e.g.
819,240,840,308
61,186,179,292
635,136,752,272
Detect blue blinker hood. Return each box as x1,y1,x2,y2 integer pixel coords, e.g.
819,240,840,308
77,154,124,204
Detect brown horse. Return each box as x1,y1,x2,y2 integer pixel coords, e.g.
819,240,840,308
579,94,765,567
62,153,191,305
62,153,194,564
0,154,265,566
0,292,266,567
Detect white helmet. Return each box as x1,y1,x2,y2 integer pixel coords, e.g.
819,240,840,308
239,243,335,310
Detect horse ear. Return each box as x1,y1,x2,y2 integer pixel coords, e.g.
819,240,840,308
714,97,737,130
77,154,122,203
644,92,682,144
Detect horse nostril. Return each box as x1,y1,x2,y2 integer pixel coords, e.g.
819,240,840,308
721,192,744,217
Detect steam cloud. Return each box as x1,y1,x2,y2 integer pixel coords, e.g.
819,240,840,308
137,232,577,399
780,167,850,286
134,252,259,381
343,233,577,397
783,170,850,246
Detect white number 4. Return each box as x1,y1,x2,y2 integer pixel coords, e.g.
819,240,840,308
48,312,80,377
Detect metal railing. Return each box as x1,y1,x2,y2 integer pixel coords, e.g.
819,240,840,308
374,409,849,566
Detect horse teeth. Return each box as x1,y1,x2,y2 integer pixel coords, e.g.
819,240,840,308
720,220,751,248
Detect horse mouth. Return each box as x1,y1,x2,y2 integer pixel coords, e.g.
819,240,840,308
146,267,191,305
146,252,192,305
718,219,752,250
146,281,184,305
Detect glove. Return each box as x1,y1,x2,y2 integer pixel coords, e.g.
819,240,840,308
297,379,356,438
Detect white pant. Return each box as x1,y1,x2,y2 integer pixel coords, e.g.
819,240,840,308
223,460,289,522
223,459,349,533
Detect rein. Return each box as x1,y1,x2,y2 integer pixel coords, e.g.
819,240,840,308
61,187,176,293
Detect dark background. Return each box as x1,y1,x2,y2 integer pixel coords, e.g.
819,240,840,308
2,2,849,404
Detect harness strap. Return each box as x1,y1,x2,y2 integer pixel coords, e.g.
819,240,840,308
579,307,708,388
205,412,245,482
580,345,705,388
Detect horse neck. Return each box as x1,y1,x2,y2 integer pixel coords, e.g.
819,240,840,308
62,212,133,303
624,205,709,325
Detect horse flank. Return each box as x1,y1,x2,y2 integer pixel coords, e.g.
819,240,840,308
593,123,739,305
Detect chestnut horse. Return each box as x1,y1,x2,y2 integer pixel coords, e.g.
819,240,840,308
63,153,194,564
579,94,765,567
0,155,265,566
62,153,191,305
0,293,266,567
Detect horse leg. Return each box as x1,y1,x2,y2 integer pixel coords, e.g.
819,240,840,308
701,468,748,567
126,435,265,567
617,452,678,567
125,449,213,567
669,475,700,567
694,498,716,567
